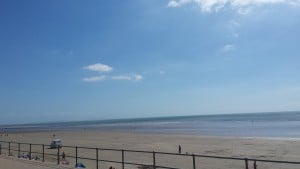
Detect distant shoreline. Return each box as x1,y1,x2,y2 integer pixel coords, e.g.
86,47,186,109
2,110,300,126
2,111,300,138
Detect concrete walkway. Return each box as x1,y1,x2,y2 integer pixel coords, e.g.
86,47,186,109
0,155,70,169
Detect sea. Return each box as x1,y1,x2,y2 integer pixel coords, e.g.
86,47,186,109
2,111,300,138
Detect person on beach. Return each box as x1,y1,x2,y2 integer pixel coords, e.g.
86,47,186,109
62,151,66,160
178,145,182,154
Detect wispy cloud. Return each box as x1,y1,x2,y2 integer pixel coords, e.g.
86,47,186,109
84,63,113,72
222,44,236,52
168,0,190,7
82,75,106,82
134,74,143,81
111,74,143,81
111,75,132,81
167,0,300,13
227,20,240,39
82,63,144,82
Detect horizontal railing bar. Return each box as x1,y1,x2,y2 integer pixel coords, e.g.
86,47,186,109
156,151,192,156
99,159,123,164
65,155,76,158
60,145,76,148
0,141,44,146
122,161,180,169
30,151,43,154
76,156,96,161
248,159,300,164
76,146,97,150
98,148,124,152
43,153,57,156
194,154,245,160
99,148,154,153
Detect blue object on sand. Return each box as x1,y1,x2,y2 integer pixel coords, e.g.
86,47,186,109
75,163,86,168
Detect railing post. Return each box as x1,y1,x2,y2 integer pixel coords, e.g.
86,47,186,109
153,151,156,169
192,154,196,169
18,143,20,157
96,148,99,169
29,144,32,160
245,158,249,169
42,144,45,162
8,142,11,156
0,143,2,155
254,160,257,169
57,147,60,165
75,146,78,164
122,150,125,169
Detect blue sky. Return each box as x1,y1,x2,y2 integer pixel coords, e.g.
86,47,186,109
0,0,300,124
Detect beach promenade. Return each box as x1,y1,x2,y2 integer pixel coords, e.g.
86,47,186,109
0,155,69,169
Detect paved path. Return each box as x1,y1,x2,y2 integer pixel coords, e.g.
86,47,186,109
0,155,70,169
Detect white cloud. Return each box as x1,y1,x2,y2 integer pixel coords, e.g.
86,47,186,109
133,74,143,81
111,75,132,80
168,0,181,7
111,74,144,81
222,44,236,52
168,0,193,7
84,63,113,72
167,0,300,13
82,75,106,82
82,63,143,82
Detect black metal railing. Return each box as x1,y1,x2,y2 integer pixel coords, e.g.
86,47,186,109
1,140,300,169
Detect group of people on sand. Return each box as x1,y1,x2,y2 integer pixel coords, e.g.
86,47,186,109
0,133,9,136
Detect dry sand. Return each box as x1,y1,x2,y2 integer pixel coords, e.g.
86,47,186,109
1,130,300,169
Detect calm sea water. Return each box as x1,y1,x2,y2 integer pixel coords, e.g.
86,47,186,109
2,111,300,138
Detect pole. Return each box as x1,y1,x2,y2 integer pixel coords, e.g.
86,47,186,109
245,158,249,169
153,151,156,169
96,148,99,169
193,154,196,169
122,150,125,169
8,142,11,156
29,144,32,160
42,144,45,162
254,160,257,169
57,147,60,165
0,143,2,155
75,146,78,164
18,143,20,157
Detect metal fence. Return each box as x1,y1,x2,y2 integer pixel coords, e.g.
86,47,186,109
1,140,300,169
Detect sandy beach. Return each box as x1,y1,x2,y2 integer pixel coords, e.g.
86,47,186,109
1,130,300,169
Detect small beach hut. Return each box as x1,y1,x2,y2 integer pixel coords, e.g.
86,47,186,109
50,139,62,149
